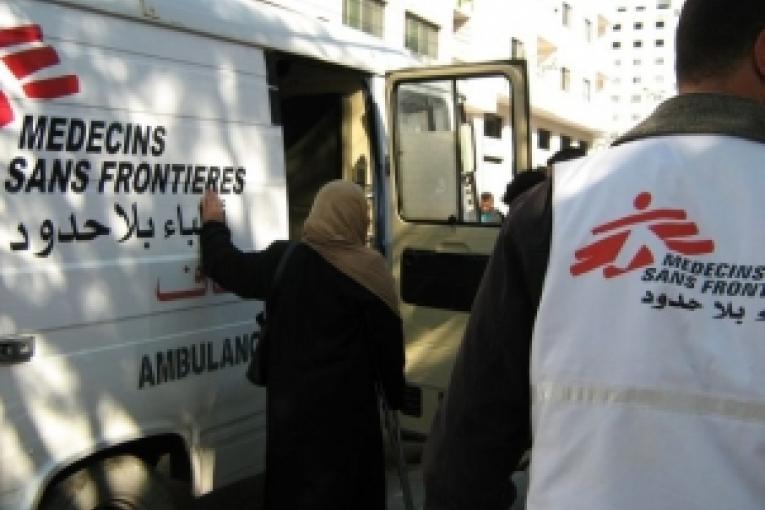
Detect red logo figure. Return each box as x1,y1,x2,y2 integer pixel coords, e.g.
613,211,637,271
571,192,715,278
0,24,80,127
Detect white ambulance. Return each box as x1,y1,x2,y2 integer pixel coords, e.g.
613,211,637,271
0,0,530,508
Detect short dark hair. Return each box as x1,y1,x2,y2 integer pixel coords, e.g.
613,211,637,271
547,146,586,167
502,171,547,207
675,0,765,84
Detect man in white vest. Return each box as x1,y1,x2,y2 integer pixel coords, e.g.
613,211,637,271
423,1,765,509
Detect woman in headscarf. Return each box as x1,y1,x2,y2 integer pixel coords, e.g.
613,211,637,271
200,180,405,510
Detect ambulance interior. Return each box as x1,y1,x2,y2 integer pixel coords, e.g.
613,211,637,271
267,54,375,241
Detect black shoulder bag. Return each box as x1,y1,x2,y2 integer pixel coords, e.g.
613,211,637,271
246,241,297,387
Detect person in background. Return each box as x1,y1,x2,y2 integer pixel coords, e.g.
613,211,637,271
423,1,765,509
479,191,503,223
200,180,405,510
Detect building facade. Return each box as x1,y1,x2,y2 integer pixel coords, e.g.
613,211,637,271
261,0,618,166
607,0,684,140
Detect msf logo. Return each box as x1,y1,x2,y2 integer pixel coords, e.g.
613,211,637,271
570,192,715,278
0,24,80,127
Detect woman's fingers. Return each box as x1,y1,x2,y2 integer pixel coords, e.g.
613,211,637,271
202,189,225,223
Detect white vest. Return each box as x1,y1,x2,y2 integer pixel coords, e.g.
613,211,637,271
528,134,765,510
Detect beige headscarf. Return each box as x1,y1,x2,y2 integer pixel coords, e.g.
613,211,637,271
301,180,399,315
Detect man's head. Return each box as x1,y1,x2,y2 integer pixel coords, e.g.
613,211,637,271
480,192,495,212
675,0,765,102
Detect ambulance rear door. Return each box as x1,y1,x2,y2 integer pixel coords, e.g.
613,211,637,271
386,61,530,434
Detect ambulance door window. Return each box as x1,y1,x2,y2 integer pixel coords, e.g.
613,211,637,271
396,80,457,222
394,75,513,225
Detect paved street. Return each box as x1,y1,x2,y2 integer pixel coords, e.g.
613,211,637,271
189,432,530,510
191,463,529,509
191,434,427,509
190,464,425,509
191,475,262,509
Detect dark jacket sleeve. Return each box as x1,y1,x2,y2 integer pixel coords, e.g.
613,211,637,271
199,221,285,299
367,300,406,410
422,180,552,510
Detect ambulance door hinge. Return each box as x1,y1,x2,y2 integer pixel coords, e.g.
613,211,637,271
0,335,35,363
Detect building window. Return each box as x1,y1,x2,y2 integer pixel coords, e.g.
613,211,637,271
583,78,591,101
633,58,642,65
484,113,502,139
342,0,384,37
655,57,665,64
617,6,627,12
615,58,622,65
631,94,642,103
585,18,592,42
633,40,643,48
579,140,589,152
656,20,665,28
538,128,551,150
655,39,664,47
511,37,525,59
633,76,642,84
634,22,643,30
613,41,622,49
561,67,571,91
657,1,670,9
562,2,572,27
405,13,438,58
613,23,622,31
560,135,572,149
636,5,646,11
612,95,620,103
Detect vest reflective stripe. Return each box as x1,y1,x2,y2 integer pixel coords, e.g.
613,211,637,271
533,381,765,424
528,135,765,510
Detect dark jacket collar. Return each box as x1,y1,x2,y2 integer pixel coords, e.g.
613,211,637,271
613,93,765,146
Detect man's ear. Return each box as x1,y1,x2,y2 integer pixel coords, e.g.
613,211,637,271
755,29,765,82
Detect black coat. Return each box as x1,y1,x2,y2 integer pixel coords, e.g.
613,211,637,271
200,222,405,510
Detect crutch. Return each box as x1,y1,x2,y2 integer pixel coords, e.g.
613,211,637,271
379,386,416,510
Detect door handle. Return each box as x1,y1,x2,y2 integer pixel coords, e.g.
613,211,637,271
0,335,34,363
